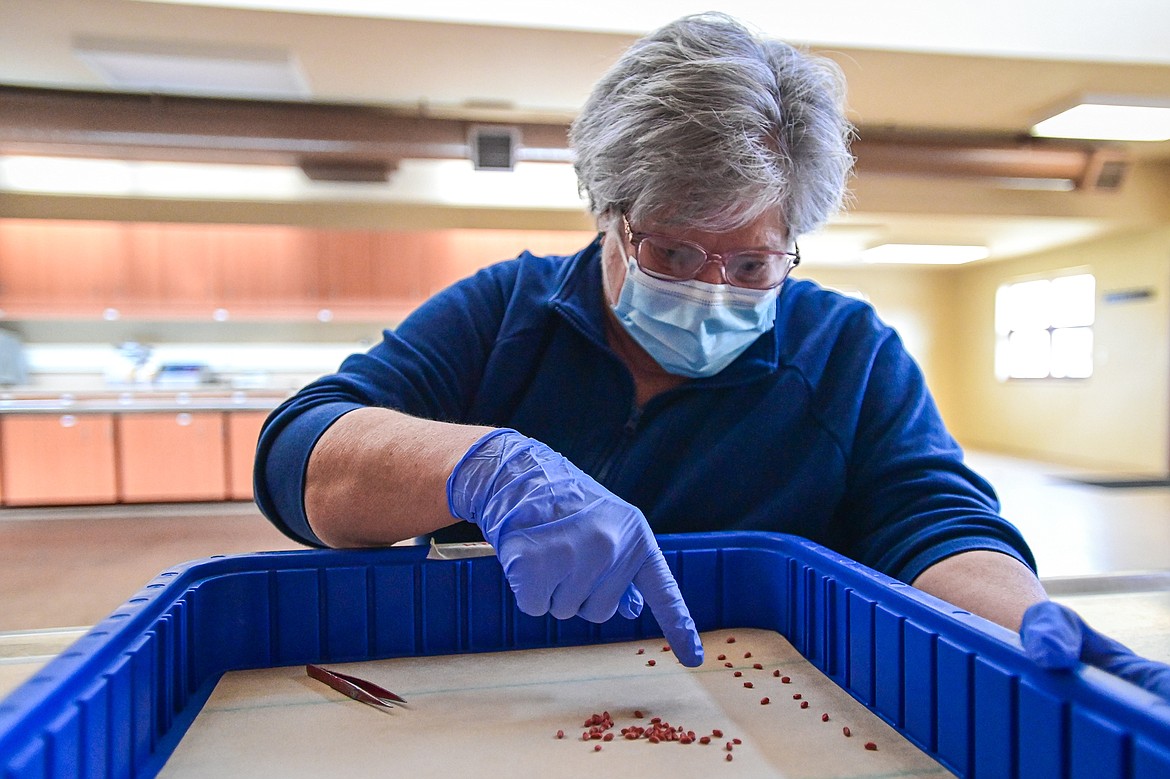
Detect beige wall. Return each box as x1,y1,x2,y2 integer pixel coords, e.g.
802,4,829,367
804,226,1170,474
796,265,960,421
948,227,1170,472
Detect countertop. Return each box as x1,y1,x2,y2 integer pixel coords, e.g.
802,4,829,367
0,389,290,414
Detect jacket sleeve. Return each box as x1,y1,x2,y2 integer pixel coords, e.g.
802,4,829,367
252,261,516,546
829,312,1037,583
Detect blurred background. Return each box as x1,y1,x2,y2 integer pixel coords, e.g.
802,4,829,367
0,1,1168,650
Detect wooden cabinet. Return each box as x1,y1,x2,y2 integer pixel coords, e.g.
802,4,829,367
0,414,118,505
123,223,219,314
116,412,227,502
225,410,268,501
418,229,595,297
212,224,317,310
316,229,377,304
0,220,128,315
0,408,277,506
373,230,441,302
0,219,597,322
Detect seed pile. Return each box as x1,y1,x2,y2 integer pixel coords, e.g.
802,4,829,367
564,710,743,755
554,633,880,759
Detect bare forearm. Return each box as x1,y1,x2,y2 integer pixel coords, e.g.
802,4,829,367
911,550,1047,631
304,406,493,547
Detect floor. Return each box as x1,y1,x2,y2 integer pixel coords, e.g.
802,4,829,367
967,450,1170,579
0,501,306,632
0,450,1167,658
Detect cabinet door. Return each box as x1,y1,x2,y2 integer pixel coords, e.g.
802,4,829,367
117,412,227,502
0,414,118,505
212,224,317,310
370,230,432,303
225,410,268,501
123,223,218,313
0,219,128,313
316,229,376,304
417,229,596,297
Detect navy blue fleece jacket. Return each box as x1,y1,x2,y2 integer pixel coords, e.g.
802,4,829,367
255,236,1035,583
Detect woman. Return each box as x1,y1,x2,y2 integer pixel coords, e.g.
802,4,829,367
255,14,1167,694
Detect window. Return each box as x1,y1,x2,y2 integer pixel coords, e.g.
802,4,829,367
995,273,1095,380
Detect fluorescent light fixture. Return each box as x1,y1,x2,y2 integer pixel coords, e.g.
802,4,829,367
1032,96,1170,142
0,156,304,198
72,35,309,99
994,177,1077,192
861,244,990,265
0,155,588,209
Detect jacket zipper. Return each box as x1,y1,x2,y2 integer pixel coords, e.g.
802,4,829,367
593,403,642,486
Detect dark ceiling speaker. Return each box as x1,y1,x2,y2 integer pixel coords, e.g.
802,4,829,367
469,125,519,171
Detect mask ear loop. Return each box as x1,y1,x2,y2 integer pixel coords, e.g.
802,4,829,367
600,216,637,309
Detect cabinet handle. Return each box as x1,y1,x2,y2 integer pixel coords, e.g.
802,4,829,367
176,413,193,426
59,415,76,428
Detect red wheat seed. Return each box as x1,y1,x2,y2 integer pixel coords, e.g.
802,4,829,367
646,659,656,666
821,713,829,722
865,742,878,751
760,697,770,705
842,727,852,737
800,701,809,709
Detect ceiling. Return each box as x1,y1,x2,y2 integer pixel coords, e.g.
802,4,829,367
2,0,1170,265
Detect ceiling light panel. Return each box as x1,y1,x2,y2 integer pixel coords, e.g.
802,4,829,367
72,35,310,99
861,244,990,265
1032,96,1170,142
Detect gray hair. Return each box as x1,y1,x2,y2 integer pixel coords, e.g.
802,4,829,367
569,13,854,237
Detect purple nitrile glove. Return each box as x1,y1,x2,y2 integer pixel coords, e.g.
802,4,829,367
447,428,704,667
1021,600,1170,700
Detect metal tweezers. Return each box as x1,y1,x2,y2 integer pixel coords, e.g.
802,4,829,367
306,664,408,711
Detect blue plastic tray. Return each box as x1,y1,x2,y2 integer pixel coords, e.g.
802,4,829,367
2,532,1168,778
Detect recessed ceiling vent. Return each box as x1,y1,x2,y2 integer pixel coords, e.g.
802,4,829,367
468,125,519,171
1084,155,1128,191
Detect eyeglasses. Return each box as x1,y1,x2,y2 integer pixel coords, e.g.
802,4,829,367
622,214,800,290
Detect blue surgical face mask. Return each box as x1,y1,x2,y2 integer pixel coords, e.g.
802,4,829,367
609,254,781,378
